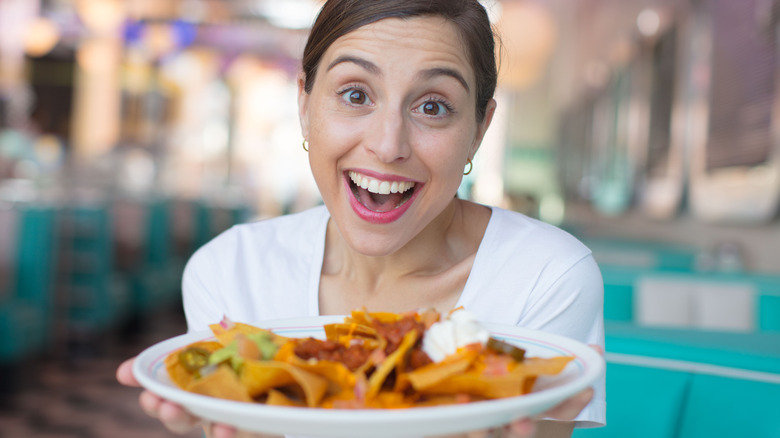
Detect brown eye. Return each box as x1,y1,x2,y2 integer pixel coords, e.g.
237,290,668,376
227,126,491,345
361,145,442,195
348,90,367,104
416,100,450,117
422,102,440,115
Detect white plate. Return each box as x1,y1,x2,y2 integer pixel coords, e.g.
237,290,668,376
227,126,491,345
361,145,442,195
133,316,604,438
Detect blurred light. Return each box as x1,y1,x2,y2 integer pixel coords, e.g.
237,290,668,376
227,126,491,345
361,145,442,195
0,130,33,159
23,17,60,57
144,22,176,58
202,120,229,158
33,134,64,168
497,1,558,90
119,148,156,194
123,47,152,93
77,39,118,73
478,0,503,23
75,0,125,35
254,0,322,29
539,194,565,225
472,172,504,206
637,8,661,37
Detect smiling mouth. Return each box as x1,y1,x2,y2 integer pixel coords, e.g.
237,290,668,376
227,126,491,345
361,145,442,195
347,171,417,213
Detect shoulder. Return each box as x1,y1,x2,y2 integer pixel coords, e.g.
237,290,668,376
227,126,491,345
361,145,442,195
486,207,592,263
463,206,602,325
468,207,600,309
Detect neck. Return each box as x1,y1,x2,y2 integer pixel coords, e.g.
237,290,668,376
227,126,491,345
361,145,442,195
324,199,470,290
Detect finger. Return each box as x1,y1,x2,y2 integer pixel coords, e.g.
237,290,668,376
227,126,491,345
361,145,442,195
139,390,163,419
544,387,594,421
116,357,140,387
158,399,202,434
464,429,490,438
211,423,238,438
589,344,604,356
506,419,536,438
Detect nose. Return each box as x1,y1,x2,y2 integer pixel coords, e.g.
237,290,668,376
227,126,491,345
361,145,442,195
364,107,411,163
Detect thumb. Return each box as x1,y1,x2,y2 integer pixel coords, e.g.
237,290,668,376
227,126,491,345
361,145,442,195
117,357,140,387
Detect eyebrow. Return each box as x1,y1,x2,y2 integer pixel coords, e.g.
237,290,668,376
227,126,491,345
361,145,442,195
418,67,470,93
326,56,381,75
327,55,470,93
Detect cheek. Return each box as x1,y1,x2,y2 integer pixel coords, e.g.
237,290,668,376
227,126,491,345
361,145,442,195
421,129,474,172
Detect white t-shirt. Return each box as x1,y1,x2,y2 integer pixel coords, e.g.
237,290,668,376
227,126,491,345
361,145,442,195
182,205,606,428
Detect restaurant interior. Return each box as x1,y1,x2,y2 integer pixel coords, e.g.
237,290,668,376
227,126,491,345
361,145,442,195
1,0,779,436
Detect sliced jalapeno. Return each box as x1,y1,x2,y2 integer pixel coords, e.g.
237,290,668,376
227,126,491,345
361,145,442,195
179,346,211,372
487,337,526,362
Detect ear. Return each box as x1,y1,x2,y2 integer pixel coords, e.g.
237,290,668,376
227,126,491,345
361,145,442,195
297,72,310,139
469,98,497,159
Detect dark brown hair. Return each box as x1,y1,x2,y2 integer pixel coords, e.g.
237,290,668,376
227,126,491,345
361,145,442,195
301,0,498,122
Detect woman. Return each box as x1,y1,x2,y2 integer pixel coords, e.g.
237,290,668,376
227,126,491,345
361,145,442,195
117,1,605,437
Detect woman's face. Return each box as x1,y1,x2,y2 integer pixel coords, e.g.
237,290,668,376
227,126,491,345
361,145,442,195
299,16,495,256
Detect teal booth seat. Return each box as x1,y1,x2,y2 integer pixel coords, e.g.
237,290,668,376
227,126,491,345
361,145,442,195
121,196,254,318
579,238,699,324
600,269,780,332
0,204,58,362
192,199,254,250
573,322,780,438
124,197,182,315
60,204,130,335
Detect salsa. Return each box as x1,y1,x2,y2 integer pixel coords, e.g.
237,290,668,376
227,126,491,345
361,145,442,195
294,338,372,371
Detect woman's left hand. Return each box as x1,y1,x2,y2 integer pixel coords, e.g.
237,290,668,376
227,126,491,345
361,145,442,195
450,344,603,438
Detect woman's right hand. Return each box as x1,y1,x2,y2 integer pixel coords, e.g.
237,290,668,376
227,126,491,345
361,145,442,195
116,357,241,438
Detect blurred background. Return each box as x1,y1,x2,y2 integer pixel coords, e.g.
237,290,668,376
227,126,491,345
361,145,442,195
0,0,779,437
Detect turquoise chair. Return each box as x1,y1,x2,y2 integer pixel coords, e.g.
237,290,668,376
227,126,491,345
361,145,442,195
0,204,58,362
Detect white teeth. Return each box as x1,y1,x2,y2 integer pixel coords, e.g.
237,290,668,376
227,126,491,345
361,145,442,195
348,171,415,195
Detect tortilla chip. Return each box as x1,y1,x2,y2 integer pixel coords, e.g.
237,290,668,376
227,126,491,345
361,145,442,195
402,348,480,391
346,309,404,325
514,356,574,376
367,330,418,398
417,372,529,398
324,323,378,342
209,321,285,348
241,360,329,407
284,355,357,392
185,364,253,402
369,391,414,409
266,389,306,407
164,341,223,389
419,356,575,399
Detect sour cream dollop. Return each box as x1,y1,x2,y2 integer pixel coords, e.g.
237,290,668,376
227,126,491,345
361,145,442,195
421,309,491,362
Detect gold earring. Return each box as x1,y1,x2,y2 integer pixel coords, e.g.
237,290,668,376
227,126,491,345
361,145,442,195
464,159,473,175
302,139,309,152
